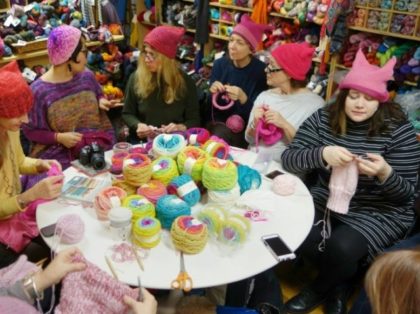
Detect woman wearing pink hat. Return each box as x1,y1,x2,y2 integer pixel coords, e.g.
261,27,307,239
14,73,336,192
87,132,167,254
245,42,325,164
207,15,271,148
281,50,420,314
122,25,200,143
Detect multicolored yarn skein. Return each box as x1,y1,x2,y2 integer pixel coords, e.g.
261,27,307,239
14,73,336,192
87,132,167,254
237,164,262,194
137,180,167,204
207,184,240,207
112,178,137,195
170,216,208,254
167,174,201,207
122,153,152,187
55,214,85,244
202,158,238,191
197,205,227,235
185,128,210,146
177,146,209,182
111,152,129,175
156,195,191,229
219,214,251,245
122,195,155,222
202,139,229,159
132,217,162,248
94,186,127,221
151,156,179,185
152,134,186,158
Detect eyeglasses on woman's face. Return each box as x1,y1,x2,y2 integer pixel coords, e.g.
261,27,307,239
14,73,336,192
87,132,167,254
265,64,283,74
141,47,157,62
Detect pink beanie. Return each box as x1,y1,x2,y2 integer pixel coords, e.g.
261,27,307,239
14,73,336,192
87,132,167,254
232,15,273,51
0,297,39,314
327,160,359,214
47,25,81,65
339,49,396,102
271,42,315,80
144,25,185,59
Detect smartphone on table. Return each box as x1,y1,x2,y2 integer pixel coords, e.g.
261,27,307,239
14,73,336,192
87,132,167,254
40,223,57,237
261,234,296,262
265,170,285,180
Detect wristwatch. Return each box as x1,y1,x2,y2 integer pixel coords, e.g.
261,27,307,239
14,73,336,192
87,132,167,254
22,274,44,301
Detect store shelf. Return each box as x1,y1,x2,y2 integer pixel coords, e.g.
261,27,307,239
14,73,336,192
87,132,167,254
209,33,230,41
269,11,295,20
348,26,420,41
209,2,253,13
354,5,420,16
211,18,235,25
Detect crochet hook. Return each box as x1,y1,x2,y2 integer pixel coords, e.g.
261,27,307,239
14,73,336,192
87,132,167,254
105,255,119,280
131,245,145,271
137,276,144,302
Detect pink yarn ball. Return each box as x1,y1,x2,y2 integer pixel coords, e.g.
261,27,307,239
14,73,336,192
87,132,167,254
226,115,245,133
56,214,85,244
272,174,297,196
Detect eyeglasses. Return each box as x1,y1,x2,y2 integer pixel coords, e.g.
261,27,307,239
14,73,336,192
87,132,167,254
265,65,283,74
141,49,157,62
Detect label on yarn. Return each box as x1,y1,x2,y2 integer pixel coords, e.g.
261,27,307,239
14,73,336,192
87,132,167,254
153,164,163,172
134,199,150,207
189,134,198,145
177,181,197,197
163,134,173,142
110,196,121,208
190,218,202,226
172,198,184,204
206,142,217,154
183,157,197,175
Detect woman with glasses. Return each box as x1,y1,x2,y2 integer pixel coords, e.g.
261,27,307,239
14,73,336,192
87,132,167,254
22,25,115,189
245,42,325,164
122,26,200,143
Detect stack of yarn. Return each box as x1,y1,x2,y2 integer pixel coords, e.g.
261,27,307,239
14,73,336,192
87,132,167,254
122,195,155,222
177,146,209,182
132,217,162,248
151,156,179,185
171,216,208,254
156,195,191,229
94,186,127,221
123,153,152,187
202,158,238,191
167,174,201,206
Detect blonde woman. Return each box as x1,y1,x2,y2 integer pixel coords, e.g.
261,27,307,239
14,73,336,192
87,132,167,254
122,26,200,143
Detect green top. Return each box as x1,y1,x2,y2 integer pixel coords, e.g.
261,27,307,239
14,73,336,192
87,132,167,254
122,70,200,139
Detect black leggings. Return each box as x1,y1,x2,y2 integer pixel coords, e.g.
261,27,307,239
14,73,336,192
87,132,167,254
298,210,369,294
206,122,248,149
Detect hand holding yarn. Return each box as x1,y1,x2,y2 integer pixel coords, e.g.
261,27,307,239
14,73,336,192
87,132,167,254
263,109,288,130
160,123,186,134
322,146,354,167
224,85,247,104
356,153,392,183
212,91,234,110
209,80,225,94
37,159,62,173
136,123,153,138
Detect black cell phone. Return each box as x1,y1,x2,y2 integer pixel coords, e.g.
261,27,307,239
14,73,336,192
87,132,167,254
40,223,57,238
261,234,296,262
265,170,284,180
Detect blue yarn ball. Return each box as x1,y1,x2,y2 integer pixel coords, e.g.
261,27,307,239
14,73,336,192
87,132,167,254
156,195,191,229
168,174,201,207
237,164,262,194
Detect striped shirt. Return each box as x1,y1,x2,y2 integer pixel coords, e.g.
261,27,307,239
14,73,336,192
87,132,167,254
281,108,420,260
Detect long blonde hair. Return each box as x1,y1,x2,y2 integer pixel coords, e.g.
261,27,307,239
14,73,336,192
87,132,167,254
365,248,420,314
134,51,186,104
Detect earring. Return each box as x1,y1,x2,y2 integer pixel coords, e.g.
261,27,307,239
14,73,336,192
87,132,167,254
67,63,72,72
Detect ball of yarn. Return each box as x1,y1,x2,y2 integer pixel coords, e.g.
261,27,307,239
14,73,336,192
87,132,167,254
167,174,201,207
202,158,238,191
202,139,229,159
186,128,210,146
171,216,208,254
207,184,240,207
55,214,85,244
156,195,191,229
272,174,297,196
128,146,148,154
112,179,137,195
152,134,186,158
151,156,179,185
132,217,161,248
137,180,167,204
226,114,245,133
237,164,262,194
177,146,209,182
197,205,227,235
122,153,152,187
122,195,155,222
219,214,251,245
94,187,127,221
111,152,129,175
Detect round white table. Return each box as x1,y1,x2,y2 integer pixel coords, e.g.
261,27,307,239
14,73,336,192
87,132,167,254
37,148,314,289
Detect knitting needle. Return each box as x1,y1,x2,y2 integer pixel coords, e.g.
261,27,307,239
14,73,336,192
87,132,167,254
131,244,145,271
105,255,119,280
137,276,144,302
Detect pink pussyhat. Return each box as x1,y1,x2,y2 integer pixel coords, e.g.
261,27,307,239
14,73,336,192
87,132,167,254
232,15,273,51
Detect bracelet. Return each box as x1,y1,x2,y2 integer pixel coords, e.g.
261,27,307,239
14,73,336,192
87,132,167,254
22,274,44,301
249,120,256,130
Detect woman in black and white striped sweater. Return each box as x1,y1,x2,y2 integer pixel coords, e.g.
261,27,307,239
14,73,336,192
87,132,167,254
282,50,420,314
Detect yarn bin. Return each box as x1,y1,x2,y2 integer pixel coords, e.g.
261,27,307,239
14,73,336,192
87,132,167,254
185,127,210,146
202,158,238,191
122,153,152,187
137,180,167,204
94,186,127,221
122,195,155,222
156,195,191,229
152,134,186,158
167,174,201,207
132,217,162,249
55,214,85,244
177,146,209,182
171,216,208,254
237,164,262,194
151,156,179,186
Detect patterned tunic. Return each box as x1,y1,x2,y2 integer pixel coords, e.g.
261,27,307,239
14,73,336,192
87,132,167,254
281,108,420,260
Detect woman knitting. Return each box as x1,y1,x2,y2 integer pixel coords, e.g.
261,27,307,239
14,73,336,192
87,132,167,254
207,15,270,148
0,61,64,268
281,50,420,313
22,25,116,188
245,42,325,164
122,25,200,144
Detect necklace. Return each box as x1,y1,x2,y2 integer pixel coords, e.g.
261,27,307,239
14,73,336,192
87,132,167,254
1,135,20,196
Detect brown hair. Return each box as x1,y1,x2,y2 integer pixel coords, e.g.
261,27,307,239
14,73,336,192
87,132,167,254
290,78,309,90
365,249,420,314
328,89,406,136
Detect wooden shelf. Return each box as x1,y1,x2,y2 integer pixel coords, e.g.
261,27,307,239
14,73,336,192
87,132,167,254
140,21,157,27
211,18,235,25
348,26,420,41
209,2,253,13
354,5,420,16
209,33,230,41
269,11,295,20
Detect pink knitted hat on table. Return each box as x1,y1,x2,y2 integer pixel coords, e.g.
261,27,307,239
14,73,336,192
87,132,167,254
339,49,396,102
271,42,315,80
232,15,273,51
144,25,185,59
47,25,81,65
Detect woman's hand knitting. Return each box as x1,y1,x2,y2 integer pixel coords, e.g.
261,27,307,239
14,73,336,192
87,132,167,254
27,175,64,202
123,288,157,314
209,81,225,94
264,109,287,128
225,85,247,104
356,153,392,183
57,132,83,148
322,146,355,167
136,123,153,138
35,159,62,173
252,106,265,128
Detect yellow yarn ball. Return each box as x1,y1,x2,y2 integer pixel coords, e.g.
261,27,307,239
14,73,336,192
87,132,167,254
132,217,161,249
177,146,209,182
202,158,238,190
171,216,208,254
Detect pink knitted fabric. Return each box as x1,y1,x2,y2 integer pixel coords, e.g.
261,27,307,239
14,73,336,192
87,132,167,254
232,15,273,51
55,255,137,314
339,49,396,102
0,255,38,287
0,296,39,314
47,25,81,65
327,160,359,214
144,25,185,59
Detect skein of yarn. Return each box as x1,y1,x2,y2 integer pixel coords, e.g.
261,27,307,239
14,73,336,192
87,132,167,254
197,205,227,235
152,134,186,158
226,114,245,133
156,195,191,229
137,180,167,204
177,146,209,182
94,187,127,221
219,214,251,245
237,164,262,194
151,157,179,186
207,184,241,207
185,128,210,146
201,139,229,159
167,174,201,206
122,153,152,187
202,158,238,191
55,214,85,244
111,152,129,175
122,195,155,222
171,216,208,254
272,174,297,196
132,217,162,248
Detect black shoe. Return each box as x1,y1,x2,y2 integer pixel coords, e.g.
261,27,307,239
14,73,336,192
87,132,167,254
284,288,327,313
324,286,351,314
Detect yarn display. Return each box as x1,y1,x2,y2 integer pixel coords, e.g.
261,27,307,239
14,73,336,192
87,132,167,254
197,205,227,235
272,174,297,196
112,179,137,196
55,214,85,244
151,156,179,185
170,216,208,254
152,134,186,158
177,146,209,182
94,187,127,221
122,153,152,187
237,164,262,194
219,214,251,245
167,174,201,206
132,217,162,249
111,152,129,175
202,139,229,159
122,195,155,222
137,180,167,204
185,128,210,146
202,158,238,191
207,184,241,207
156,195,191,229
226,115,245,133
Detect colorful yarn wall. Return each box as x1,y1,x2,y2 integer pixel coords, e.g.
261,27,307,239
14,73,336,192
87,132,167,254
237,164,262,194
94,186,127,221
151,156,179,185
122,195,155,222
152,134,186,158
177,146,209,182
137,180,167,204
132,217,161,248
171,216,208,254
122,153,152,187
202,158,238,191
156,195,191,229
186,128,210,146
167,174,201,207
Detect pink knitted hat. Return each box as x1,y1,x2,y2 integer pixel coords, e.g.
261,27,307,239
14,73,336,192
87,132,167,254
327,160,359,214
144,25,185,59
47,25,81,65
0,61,33,118
232,15,273,51
0,297,39,314
271,42,315,80
339,49,396,102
